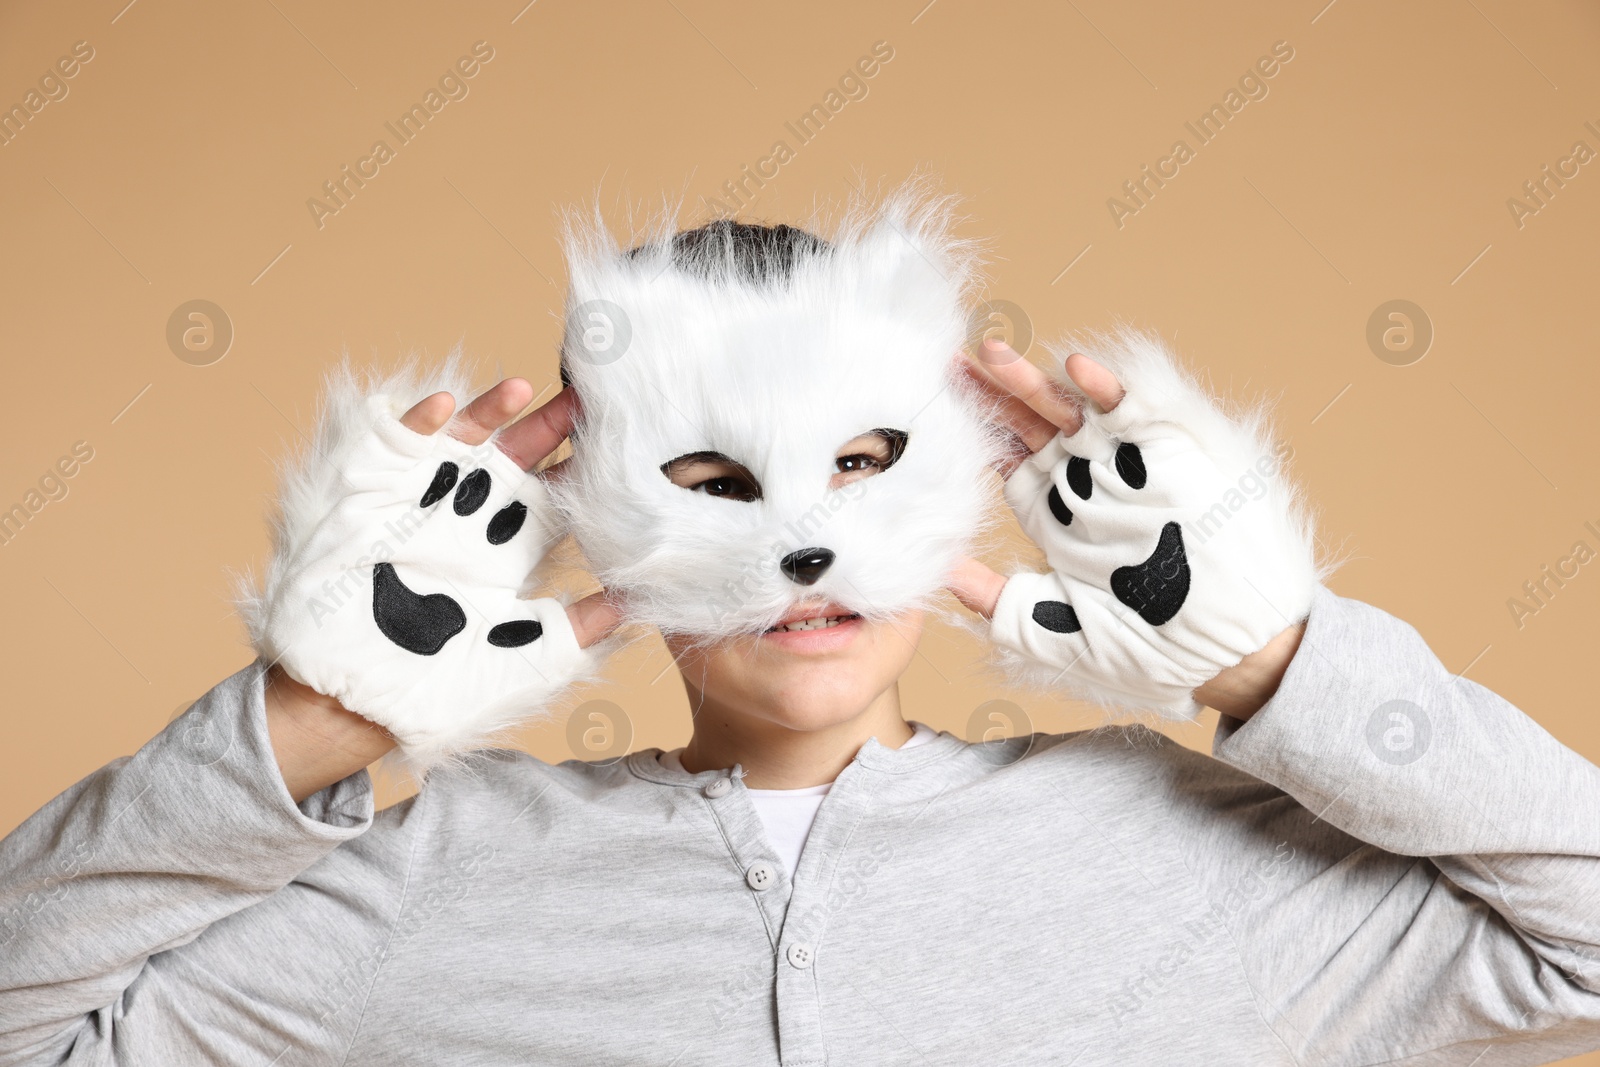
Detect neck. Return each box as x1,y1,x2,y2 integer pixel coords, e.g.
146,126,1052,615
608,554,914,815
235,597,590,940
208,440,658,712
677,683,914,789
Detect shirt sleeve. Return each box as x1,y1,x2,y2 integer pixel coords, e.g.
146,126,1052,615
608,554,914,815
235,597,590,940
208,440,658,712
0,659,415,1067
1182,584,1600,1065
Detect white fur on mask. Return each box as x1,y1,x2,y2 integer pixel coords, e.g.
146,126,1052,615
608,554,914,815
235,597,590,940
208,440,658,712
547,179,1014,643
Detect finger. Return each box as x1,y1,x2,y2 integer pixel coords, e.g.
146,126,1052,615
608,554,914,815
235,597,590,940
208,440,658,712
447,378,536,446
971,339,1087,437
992,440,1035,481
956,357,1060,456
567,588,624,649
953,356,1056,477
399,391,457,435
1063,352,1126,413
494,387,582,472
945,554,1008,620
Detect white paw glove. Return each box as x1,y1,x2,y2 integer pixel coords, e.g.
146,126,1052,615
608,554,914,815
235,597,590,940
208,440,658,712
233,358,608,773
987,331,1322,719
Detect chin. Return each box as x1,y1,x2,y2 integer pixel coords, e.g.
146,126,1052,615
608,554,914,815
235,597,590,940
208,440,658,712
751,663,885,733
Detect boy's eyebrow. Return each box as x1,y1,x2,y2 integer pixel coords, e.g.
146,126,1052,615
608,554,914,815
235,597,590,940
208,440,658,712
659,450,740,476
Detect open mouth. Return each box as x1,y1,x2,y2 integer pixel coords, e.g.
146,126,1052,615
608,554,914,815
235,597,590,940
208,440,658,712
764,612,862,634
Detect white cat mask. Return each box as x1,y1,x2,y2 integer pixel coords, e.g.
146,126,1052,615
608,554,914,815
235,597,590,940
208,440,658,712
547,183,1012,643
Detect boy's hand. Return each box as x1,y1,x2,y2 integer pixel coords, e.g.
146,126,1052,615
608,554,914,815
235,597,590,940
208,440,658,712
948,333,1320,720
240,362,623,779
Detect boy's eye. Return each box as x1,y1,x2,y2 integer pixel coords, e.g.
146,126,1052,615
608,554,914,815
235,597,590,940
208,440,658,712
831,428,908,489
661,450,763,502
693,475,759,502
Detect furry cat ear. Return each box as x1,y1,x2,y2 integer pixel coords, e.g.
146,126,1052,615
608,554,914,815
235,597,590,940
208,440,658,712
841,175,988,332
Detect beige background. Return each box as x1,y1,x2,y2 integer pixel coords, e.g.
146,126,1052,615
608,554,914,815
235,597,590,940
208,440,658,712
2,1,1597,1059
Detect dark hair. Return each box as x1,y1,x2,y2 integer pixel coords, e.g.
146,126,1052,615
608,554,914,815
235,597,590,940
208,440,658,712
560,221,831,388
628,219,831,286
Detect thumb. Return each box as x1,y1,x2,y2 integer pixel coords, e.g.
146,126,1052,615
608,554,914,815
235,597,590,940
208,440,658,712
567,588,625,649
945,555,1007,620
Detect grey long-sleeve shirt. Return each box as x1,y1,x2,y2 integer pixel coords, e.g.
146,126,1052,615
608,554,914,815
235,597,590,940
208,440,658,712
2,585,1599,1066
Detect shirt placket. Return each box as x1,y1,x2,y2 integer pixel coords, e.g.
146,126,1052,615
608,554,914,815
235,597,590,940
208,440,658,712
766,758,884,1067
701,770,794,925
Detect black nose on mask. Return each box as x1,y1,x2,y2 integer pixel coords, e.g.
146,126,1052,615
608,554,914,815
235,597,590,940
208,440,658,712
779,547,834,586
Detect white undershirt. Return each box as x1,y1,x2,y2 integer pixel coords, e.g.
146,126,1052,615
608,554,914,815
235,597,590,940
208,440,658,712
658,721,938,878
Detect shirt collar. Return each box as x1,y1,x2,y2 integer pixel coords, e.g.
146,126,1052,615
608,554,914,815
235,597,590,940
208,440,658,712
626,721,968,787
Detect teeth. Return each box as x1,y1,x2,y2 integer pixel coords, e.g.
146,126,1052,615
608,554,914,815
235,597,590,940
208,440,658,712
772,614,855,633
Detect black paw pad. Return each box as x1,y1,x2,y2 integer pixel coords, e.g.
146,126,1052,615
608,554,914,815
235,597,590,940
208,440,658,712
1031,600,1082,634
372,562,466,655
1066,456,1093,500
1047,485,1073,527
1110,522,1190,626
486,501,528,545
487,620,543,647
420,462,459,507
1114,443,1146,489
454,469,492,516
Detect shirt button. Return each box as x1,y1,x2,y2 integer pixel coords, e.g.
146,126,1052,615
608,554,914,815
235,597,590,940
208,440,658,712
745,862,776,891
704,777,732,798
786,943,814,969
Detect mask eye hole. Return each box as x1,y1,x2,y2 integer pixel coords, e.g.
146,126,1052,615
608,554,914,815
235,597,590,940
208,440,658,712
831,428,907,490
661,451,762,502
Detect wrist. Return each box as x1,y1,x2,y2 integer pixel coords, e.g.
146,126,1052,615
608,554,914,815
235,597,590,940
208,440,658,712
263,664,397,803
1193,620,1305,722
